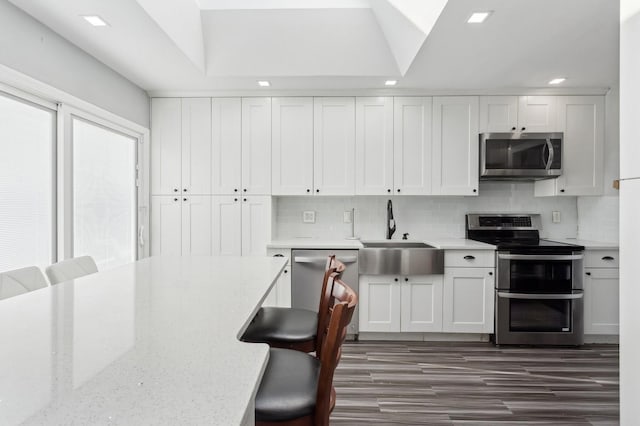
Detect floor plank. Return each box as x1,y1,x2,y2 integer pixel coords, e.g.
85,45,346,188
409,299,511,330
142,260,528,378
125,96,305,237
331,341,619,425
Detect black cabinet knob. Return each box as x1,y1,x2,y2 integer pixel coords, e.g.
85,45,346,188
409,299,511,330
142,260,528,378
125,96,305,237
511,127,516,131
174,188,178,192
560,189,565,193
397,189,401,193
473,189,477,193
521,127,526,131
243,198,247,202
387,189,391,193
306,189,310,193
586,272,592,276
234,198,238,202
234,188,238,192
394,278,398,282
183,188,187,192
174,198,178,202
183,198,188,201
316,189,320,193
284,270,288,274
404,277,409,282
243,189,247,192
489,271,493,276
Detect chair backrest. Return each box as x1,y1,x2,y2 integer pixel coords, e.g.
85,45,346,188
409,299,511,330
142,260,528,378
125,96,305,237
0,266,49,300
315,256,346,353
45,256,98,285
315,274,357,425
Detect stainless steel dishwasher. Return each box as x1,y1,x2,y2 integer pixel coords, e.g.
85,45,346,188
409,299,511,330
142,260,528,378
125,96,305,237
291,249,359,336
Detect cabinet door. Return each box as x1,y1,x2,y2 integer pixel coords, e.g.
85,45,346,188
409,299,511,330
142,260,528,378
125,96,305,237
181,195,212,255
151,195,182,255
242,98,272,195
272,97,314,195
358,275,401,332
443,268,494,333
518,96,557,132
151,98,182,195
313,97,356,195
555,96,605,196
355,97,394,195
393,97,432,195
241,196,272,256
479,96,518,132
400,275,443,332
181,98,212,195
212,196,242,256
277,266,291,308
432,96,479,196
584,268,619,335
212,98,242,195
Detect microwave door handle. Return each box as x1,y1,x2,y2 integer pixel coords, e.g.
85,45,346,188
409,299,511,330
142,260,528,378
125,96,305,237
545,138,555,170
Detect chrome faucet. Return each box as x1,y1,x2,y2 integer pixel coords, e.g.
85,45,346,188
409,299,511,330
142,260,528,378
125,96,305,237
386,199,396,239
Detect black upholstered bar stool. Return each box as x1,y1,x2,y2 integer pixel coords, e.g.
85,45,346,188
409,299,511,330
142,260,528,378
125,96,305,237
254,273,357,426
242,255,345,353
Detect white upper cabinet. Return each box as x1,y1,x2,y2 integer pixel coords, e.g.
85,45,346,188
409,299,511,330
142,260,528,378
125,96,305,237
535,96,605,196
152,98,212,196
242,98,272,195
517,96,557,132
212,98,242,195
151,98,182,195
432,96,479,196
393,97,432,195
241,196,272,256
479,96,518,132
272,97,314,195
355,97,394,195
480,96,557,133
313,97,356,195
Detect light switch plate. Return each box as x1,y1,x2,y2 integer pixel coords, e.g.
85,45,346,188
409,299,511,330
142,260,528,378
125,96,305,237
552,211,561,223
303,211,316,223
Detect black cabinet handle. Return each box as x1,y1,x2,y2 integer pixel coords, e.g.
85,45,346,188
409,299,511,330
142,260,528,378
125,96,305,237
602,256,615,261
586,272,592,276
273,254,284,257
464,255,475,260
394,278,398,282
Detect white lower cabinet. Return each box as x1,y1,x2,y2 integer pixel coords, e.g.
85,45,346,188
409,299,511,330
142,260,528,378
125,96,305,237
359,275,442,332
212,196,272,256
443,267,494,333
264,266,291,308
151,195,212,256
584,249,620,335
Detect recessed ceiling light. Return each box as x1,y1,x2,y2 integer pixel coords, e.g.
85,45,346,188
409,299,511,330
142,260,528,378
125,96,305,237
385,80,398,86
548,78,566,85
467,12,492,24
257,81,270,87
82,15,109,27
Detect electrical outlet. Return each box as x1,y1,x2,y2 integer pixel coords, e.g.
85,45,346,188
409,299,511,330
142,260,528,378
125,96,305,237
552,211,561,223
302,211,316,223
343,211,352,224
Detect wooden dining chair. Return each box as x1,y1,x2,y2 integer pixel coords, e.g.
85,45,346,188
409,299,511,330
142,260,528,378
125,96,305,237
0,266,49,300
254,273,357,425
45,255,98,285
242,255,345,354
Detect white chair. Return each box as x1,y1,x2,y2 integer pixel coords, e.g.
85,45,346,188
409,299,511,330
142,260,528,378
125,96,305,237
0,266,49,300
45,256,98,285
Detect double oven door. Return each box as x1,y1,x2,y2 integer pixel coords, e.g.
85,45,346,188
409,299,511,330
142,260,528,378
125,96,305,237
495,251,584,345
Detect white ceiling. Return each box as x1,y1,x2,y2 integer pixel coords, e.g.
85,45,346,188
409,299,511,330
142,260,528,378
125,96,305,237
8,0,619,93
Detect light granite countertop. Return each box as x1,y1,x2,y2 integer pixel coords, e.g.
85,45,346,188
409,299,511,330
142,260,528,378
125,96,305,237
0,256,287,426
267,238,496,250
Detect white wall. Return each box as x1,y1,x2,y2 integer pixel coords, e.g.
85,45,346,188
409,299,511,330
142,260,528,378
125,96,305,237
619,0,640,424
274,182,578,241
0,0,149,127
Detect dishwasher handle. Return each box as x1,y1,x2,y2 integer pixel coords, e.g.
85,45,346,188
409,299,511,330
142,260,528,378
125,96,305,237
294,255,358,265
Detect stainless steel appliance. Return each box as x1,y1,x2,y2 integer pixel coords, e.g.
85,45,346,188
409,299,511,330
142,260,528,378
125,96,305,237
466,214,585,346
291,249,359,335
480,132,563,180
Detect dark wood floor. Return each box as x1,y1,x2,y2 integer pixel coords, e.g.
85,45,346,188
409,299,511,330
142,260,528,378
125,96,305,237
331,341,619,425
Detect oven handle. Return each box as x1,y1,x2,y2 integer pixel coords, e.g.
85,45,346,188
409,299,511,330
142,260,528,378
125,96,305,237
497,291,584,300
497,254,583,261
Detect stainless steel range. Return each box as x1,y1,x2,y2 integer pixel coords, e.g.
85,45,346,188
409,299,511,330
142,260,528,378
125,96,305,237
466,214,585,346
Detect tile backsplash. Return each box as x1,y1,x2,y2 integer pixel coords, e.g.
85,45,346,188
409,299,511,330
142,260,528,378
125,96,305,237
577,196,619,243
274,182,579,241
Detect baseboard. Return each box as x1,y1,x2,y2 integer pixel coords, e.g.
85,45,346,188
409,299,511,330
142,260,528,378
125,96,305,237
357,332,491,342
584,334,619,344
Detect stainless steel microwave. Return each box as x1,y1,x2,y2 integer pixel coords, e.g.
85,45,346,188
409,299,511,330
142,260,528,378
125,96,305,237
480,132,563,180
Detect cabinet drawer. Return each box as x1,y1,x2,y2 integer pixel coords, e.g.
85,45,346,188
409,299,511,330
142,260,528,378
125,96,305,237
445,250,494,268
584,250,619,268
267,248,291,264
